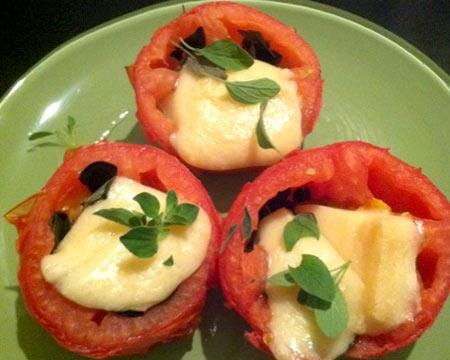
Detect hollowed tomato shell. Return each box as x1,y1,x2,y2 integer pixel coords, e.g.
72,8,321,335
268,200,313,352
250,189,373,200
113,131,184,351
130,1,323,158
11,142,221,359
218,141,450,358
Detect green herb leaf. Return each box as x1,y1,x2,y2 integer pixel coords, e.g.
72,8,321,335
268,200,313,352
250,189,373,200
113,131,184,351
158,228,170,240
120,226,159,258
186,56,228,80
219,224,238,253
133,192,160,219
27,142,63,152
197,39,254,71
242,207,252,242
94,190,198,258
27,115,79,152
289,254,335,302
165,190,178,215
256,101,277,150
297,289,331,310
226,78,281,104
163,255,174,266
331,261,351,285
314,287,349,338
82,178,114,207
164,203,199,225
66,116,76,135
283,213,320,251
268,270,295,287
28,131,54,140
94,208,138,227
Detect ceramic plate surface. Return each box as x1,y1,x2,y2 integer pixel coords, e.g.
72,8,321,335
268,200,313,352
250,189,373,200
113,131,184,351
0,1,449,359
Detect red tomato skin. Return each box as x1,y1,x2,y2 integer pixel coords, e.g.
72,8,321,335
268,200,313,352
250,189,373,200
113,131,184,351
14,142,221,359
131,1,323,157
218,141,450,357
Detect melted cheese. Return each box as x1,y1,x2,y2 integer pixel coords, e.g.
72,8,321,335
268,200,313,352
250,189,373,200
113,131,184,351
41,177,211,312
258,206,421,360
163,59,301,170
297,204,422,333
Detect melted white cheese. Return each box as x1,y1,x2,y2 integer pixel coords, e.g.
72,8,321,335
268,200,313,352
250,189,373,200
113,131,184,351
163,59,301,170
258,206,421,360
297,204,422,333
41,177,211,312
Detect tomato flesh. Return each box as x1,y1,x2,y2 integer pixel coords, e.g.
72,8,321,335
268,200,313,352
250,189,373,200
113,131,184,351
219,141,450,357
13,142,221,358
131,2,323,158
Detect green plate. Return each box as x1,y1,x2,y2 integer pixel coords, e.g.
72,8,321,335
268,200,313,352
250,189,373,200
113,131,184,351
0,1,449,359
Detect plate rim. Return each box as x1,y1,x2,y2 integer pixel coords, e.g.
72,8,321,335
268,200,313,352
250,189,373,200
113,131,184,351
0,0,448,108
0,1,449,359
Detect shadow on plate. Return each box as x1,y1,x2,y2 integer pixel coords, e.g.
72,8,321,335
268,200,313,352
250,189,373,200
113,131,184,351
15,295,193,360
119,122,147,144
198,171,260,213
199,290,416,360
200,289,270,360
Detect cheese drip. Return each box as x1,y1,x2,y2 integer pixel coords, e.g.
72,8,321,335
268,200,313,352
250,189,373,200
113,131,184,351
41,177,211,312
258,206,421,360
163,59,301,170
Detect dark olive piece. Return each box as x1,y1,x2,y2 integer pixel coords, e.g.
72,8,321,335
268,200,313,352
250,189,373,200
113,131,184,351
239,30,282,66
79,161,118,192
258,187,311,220
171,27,206,61
116,310,145,318
50,212,71,251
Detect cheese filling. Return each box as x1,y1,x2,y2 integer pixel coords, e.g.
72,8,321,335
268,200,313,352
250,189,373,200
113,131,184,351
258,205,422,360
41,177,211,312
162,59,302,170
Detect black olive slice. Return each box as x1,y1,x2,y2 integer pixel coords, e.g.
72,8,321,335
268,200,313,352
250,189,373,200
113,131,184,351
50,212,71,251
79,161,117,193
239,30,282,66
258,187,310,220
171,27,206,61
116,310,145,318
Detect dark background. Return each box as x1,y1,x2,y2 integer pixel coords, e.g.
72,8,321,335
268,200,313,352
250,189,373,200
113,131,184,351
1,0,449,96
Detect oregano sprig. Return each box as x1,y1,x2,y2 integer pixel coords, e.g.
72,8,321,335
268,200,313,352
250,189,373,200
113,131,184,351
27,114,128,153
28,116,78,152
94,190,199,258
283,213,320,251
268,254,350,338
175,39,280,150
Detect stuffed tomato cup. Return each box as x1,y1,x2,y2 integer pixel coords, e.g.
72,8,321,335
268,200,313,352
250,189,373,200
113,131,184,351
219,141,450,359
6,142,221,359
129,1,322,171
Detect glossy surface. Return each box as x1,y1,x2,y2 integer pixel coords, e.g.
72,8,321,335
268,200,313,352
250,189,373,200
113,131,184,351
0,1,448,359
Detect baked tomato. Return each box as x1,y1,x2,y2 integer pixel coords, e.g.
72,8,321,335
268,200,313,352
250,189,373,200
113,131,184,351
130,1,322,164
218,141,450,358
8,142,221,359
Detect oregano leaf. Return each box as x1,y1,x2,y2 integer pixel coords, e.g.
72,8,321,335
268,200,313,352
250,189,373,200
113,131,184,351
283,213,320,251
242,207,252,242
314,287,349,338
219,224,238,253
94,208,137,227
28,131,54,140
289,254,335,302
256,100,276,150
133,192,160,219
268,270,295,287
186,56,228,80
226,78,280,104
120,226,159,258
197,39,254,71
163,255,174,266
